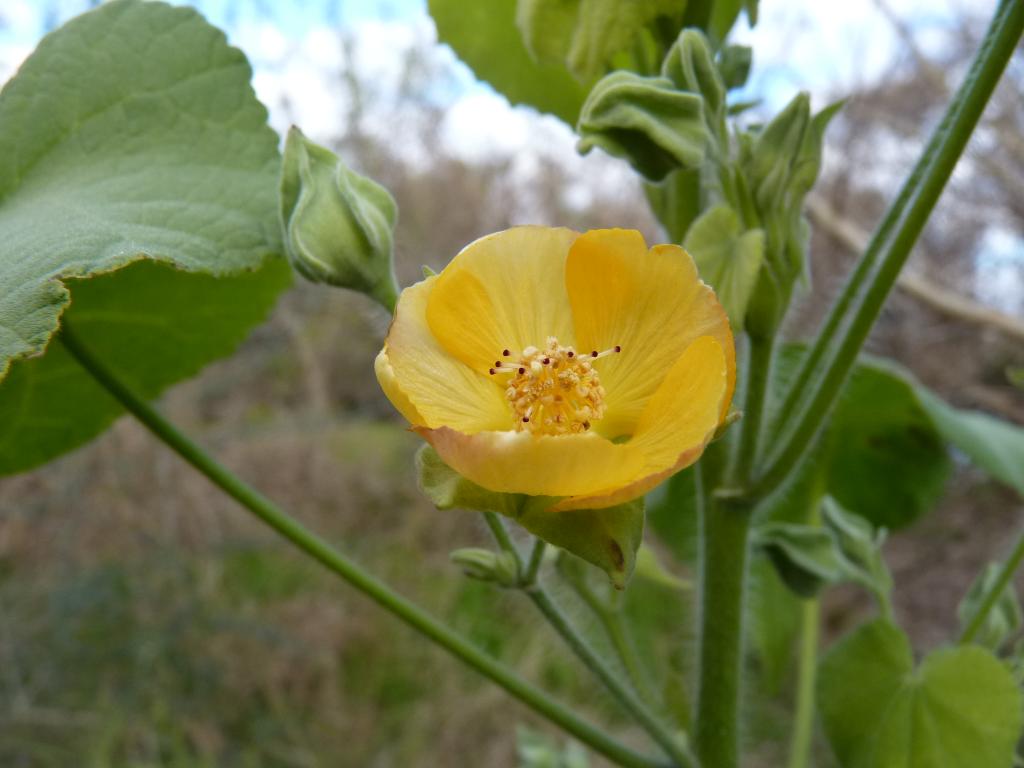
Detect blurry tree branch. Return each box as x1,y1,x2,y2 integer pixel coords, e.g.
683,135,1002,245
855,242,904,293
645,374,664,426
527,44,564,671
807,196,1024,344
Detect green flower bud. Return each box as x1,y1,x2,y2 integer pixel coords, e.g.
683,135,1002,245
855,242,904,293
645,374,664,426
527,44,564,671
450,548,520,587
279,126,399,310
749,91,810,213
577,71,707,182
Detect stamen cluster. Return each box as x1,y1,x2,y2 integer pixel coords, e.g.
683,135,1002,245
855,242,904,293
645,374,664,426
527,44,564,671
490,336,618,436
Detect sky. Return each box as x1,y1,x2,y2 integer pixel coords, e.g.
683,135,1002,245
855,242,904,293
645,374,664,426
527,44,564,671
0,0,1018,311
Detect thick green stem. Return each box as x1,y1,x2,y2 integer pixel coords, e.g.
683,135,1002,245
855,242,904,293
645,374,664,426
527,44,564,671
694,494,753,768
786,599,819,768
527,588,695,768
731,335,775,485
753,0,1024,500
960,527,1024,645
692,333,773,766
58,322,664,768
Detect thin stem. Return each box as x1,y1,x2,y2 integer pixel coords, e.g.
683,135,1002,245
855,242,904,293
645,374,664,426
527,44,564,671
57,321,664,768
527,588,696,768
960,528,1024,645
483,511,522,570
786,599,820,768
557,563,662,711
523,539,547,587
693,493,753,768
752,0,1024,500
602,604,662,712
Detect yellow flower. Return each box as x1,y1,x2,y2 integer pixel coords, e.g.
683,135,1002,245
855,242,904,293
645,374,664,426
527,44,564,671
375,227,735,511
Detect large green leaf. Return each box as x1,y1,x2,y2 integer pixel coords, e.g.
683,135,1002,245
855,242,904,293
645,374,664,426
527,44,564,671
428,0,589,125
0,0,289,474
818,620,1022,768
826,358,952,529
915,387,1024,498
767,348,951,530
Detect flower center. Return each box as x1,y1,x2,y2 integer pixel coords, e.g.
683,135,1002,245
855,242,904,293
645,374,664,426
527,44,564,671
489,336,620,436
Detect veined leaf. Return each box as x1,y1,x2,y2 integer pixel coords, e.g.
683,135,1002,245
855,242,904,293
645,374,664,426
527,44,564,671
429,0,589,125
0,0,289,474
818,620,1022,768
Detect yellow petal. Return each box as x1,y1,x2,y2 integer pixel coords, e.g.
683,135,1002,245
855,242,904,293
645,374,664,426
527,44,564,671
374,346,424,426
554,335,727,511
384,275,510,432
565,229,735,438
416,426,645,498
427,226,579,373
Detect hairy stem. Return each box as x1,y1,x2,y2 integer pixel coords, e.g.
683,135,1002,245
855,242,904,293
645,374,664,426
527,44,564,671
960,527,1024,645
694,492,753,768
693,333,774,766
753,0,1024,500
481,516,691,767
527,587,695,768
58,321,665,768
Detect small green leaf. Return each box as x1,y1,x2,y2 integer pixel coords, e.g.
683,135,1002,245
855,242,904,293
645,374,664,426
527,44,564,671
0,0,288,475
429,0,588,125
754,522,846,597
958,563,1023,652
818,620,1022,768
718,45,753,91
417,446,644,587
822,497,893,606
577,72,707,181
683,205,764,328
662,29,725,118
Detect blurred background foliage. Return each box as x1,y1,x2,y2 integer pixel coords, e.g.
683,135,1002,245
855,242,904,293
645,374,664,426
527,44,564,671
0,0,1021,765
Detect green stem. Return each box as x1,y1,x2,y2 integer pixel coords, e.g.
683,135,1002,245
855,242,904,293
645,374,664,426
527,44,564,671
786,599,819,768
693,493,753,768
558,564,662,712
692,334,773,766
960,527,1024,645
752,0,1024,500
526,588,696,768
602,602,662,712
731,334,775,485
523,538,547,587
57,321,664,768
483,511,522,569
